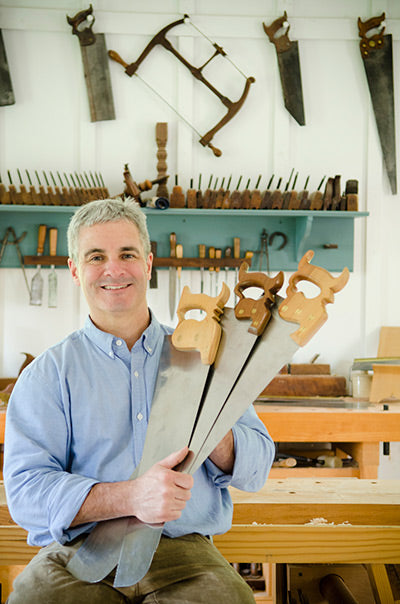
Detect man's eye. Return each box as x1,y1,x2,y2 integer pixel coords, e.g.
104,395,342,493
89,255,104,262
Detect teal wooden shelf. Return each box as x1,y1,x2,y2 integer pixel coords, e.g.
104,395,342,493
0,205,368,272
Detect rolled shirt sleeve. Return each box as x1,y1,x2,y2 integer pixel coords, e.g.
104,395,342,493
203,404,275,491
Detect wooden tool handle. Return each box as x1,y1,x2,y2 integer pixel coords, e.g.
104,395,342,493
279,250,350,346
108,50,129,69
234,262,284,335
208,246,215,271
198,243,206,260
172,282,230,364
215,248,222,272
233,237,240,260
170,232,176,258
176,244,183,277
37,224,47,256
49,228,57,257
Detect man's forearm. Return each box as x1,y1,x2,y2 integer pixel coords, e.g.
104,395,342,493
70,481,132,527
208,430,235,474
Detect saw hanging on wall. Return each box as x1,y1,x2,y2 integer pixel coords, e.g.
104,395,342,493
67,4,115,123
0,29,15,106
263,12,305,126
108,14,255,157
358,13,397,195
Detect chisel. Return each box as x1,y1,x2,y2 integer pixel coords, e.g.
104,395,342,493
208,246,215,295
35,171,49,205
202,174,213,209
233,237,240,285
169,232,177,319
215,248,222,295
170,175,185,208
176,243,183,301
7,170,18,204
215,177,225,209
48,228,58,308
230,175,242,209
198,244,206,294
30,224,47,306
241,178,251,209
221,175,232,209
309,175,325,210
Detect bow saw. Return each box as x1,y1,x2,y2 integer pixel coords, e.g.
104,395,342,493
108,14,255,156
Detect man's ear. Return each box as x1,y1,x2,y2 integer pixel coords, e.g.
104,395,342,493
68,258,81,286
146,253,153,281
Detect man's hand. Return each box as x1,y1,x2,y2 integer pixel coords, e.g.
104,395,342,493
70,446,193,528
131,446,194,524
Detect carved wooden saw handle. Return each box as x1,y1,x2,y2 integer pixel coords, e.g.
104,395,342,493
172,282,230,365
278,250,349,346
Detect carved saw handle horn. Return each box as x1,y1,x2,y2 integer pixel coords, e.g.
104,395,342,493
234,262,284,335
263,11,292,53
172,283,230,365
66,4,96,47
278,250,349,346
358,13,386,58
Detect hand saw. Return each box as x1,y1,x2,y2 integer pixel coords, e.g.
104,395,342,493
113,265,284,587
358,13,396,194
263,12,305,126
67,5,115,122
115,252,349,588
67,282,230,583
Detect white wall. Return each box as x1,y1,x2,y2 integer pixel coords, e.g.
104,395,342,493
0,0,399,477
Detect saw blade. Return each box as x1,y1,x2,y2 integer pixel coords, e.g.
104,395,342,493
186,299,298,474
67,337,209,583
276,41,305,126
81,33,116,122
361,33,396,194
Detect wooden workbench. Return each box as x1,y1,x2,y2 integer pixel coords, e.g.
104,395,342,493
0,479,399,602
254,401,400,478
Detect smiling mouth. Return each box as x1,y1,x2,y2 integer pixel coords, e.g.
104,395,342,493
102,284,131,290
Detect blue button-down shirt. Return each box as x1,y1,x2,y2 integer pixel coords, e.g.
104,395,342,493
4,312,274,547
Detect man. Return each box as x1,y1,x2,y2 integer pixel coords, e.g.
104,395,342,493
4,198,275,603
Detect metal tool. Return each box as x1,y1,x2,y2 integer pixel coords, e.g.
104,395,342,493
208,246,215,295
169,232,177,319
108,14,255,156
215,248,222,295
176,243,183,300
48,228,58,307
198,243,206,294
0,227,30,296
358,13,396,194
67,5,116,122
29,224,47,306
0,29,15,106
114,268,281,588
263,12,305,126
67,284,230,584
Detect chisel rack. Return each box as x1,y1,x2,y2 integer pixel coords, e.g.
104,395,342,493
0,206,368,272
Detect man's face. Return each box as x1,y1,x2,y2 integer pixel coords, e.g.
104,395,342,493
68,220,152,323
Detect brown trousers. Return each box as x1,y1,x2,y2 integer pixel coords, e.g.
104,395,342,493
7,533,255,603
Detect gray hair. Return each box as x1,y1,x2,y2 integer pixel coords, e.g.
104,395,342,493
67,197,151,264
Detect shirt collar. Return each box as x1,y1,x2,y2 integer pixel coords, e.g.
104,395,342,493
83,309,163,358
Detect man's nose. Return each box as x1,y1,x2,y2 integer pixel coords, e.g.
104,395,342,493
103,258,126,275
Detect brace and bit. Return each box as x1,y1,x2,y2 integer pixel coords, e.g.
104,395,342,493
0,227,31,295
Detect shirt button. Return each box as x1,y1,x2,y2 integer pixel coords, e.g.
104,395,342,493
148,346,152,352
116,339,122,346
134,371,139,378
137,412,143,421
109,352,114,358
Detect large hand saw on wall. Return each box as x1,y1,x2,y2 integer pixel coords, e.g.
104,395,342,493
67,5,115,123
67,250,349,586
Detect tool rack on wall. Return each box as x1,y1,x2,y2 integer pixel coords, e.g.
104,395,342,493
0,206,368,272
